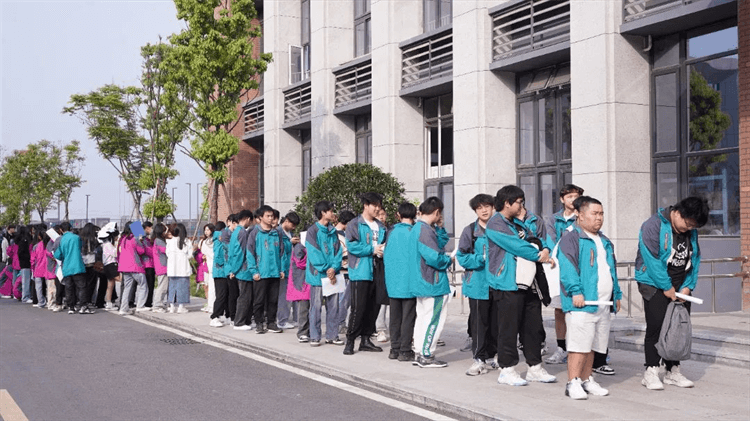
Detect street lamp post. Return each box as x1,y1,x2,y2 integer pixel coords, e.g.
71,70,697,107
85,194,90,223
186,183,192,227
196,183,202,222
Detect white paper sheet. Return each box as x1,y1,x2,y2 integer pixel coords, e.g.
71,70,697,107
46,228,59,241
584,301,614,306
675,292,703,305
321,273,346,297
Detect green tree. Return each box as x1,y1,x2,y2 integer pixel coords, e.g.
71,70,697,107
293,164,408,230
167,0,272,222
55,140,84,221
688,68,732,176
64,85,149,219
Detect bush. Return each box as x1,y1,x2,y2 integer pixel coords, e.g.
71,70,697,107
293,163,407,230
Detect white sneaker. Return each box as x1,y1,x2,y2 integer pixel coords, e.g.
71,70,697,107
209,318,224,328
485,358,499,370
135,307,151,312
544,348,568,364
151,307,166,313
566,378,588,400
526,363,557,383
104,302,115,311
376,331,388,343
118,310,133,316
642,366,665,390
23,299,34,304
497,366,528,386
279,322,296,330
168,304,176,313
466,359,488,376
233,325,253,331
582,376,609,396
663,366,694,388
176,305,188,314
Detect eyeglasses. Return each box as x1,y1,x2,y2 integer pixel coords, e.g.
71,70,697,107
515,199,525,206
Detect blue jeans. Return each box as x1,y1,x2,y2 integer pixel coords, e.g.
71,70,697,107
34,277,47,307
20,269,32,301
167,276,190,304
309,286,340,342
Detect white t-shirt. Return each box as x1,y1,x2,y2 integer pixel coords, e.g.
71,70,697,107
564,213,576,221
588,232,613,310
365,219,379,248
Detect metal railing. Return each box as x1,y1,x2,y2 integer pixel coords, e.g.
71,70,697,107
491,0,570,61
243,100,264,134
283,81,312,123
401,28,453,89
623,0,686,22
449,256,749,317
334,59,372,108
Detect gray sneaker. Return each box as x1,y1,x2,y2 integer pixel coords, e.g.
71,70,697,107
416,355,448,368
460,336,472,352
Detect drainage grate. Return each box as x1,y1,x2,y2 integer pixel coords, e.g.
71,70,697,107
160,338,200,345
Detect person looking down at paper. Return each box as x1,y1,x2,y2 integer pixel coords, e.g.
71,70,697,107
557,196,622,400
635,197,709,391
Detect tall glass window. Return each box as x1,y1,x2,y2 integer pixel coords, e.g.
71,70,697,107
354,0,371,57
424,93,454,235
355,115,372,164
516,65,571,217
301,130,312,190
424,0,452,32
652,23,739,235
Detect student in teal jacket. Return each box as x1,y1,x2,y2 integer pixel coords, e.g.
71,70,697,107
409,197,453,368
228,210,255,330
247,205,285,334
383,202,417,362
635,197,708,391
344,192,387,355
54,221,90,314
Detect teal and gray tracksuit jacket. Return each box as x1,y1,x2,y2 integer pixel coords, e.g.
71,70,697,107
345,215,386,282
228,225,252,281
246,226,285,279
520,212,551,250
635,207,700,291
304,222,342,287
485,213,542,291
278,227,293,277
408,220,452,298
545,209,577,248
383,222,414,299
557,225,622,314
53,232,85,277
212,230,226,278
456,220,489,300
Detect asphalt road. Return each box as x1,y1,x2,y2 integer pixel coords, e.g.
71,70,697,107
0,299,429,421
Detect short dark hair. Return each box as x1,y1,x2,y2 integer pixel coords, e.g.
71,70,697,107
494,185,525,212
285,211,301,226
214,221,226,231
314,201,334,220
59,221,72,232
573,196,602,212
337,210,356,225
272,209,280,219
560,184,584,198
360,192,383,206
226,213,238,223
469,194,494,211
257,205,274,218
143,221,153,228
397,202,417,219
674,196,710,228
419,197,443,216
237,209,254,221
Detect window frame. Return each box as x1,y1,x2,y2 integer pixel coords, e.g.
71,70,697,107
423,0,452,33
424,177,455,237
355,114,372,164
301,129,312,191
354,0,372,57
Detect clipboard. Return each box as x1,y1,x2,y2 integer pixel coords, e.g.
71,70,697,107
321,273,346,297
130,221,145,238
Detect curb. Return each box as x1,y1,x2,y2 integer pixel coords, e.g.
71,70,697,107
134,311,506,421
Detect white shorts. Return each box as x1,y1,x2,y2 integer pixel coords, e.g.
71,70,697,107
564,309,611,354
549,295,562,309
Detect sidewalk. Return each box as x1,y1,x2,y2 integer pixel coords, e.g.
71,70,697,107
135,298,750,421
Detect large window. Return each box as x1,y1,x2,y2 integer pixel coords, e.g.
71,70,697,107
424,93,454,235
301,130,312,190
424,0,451,32
652,23,739,235
516,65,571,218
355,115,372,164
291,0,312,84
354,0,371,57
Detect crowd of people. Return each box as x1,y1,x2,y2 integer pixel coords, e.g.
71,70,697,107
0,184,709,400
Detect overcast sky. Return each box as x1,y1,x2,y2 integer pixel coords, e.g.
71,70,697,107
1,0,208,222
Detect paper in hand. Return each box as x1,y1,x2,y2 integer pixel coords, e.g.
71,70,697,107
675,292,703,305
46,228,60,241
321,273,346,297
584,301,614,306
130,221,145,238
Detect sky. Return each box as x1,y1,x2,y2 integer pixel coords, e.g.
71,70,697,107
1,0,209,222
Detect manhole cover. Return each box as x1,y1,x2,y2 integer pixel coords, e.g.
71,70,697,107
160,338,200,345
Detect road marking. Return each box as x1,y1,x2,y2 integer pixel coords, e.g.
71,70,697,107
0,390,29,421
128,317,456,421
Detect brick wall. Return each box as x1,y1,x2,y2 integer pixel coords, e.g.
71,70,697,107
739,0,750,311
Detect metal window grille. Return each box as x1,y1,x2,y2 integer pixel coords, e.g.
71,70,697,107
243,100,264,134
623,0,686,22
401,29,453,88
334,60,372,108
491,0,570,61
284,81,312,123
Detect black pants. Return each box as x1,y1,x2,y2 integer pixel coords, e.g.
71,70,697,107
593,349,609,368
253,278,280,327
346,280,378,342
64,273,88,309
467,306,473,337
84,267,98,305
226,277,239,320
389,297,416,353
55,278,66,305
470,298,498,361
95,272,108,308
493,288,544,368
644,290,691,369
144,268,155,308
211,277,229,320
234,280,254,327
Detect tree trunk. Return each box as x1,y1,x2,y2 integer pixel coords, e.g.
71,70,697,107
209,165,220,223
64,200,70,221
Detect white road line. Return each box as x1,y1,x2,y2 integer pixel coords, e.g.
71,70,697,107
0,389,29,421
128,317,456,421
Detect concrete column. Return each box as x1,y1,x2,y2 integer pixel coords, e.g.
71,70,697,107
738,0,750,311
310,0,356,175
453,0,517,232
263,0,303,212
371,0,425,200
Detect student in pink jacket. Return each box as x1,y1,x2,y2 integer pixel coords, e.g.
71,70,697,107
30,229,55,308
150,223,170,312
117,222,148,315
142,221,156,308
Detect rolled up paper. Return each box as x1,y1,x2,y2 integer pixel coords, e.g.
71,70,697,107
584,301,614,306
675,292,703,305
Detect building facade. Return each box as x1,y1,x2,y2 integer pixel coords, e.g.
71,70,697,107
227,0,746,311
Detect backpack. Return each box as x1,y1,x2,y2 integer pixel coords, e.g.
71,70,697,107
655,301,692,361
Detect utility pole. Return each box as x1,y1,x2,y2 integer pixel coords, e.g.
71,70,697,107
197,183,202,222
186,183,192,227
85,194,90,223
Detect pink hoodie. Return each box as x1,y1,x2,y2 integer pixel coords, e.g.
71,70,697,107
117,235,146,273
30,241,55,279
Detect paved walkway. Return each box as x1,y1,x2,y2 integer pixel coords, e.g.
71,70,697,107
135,297,750,420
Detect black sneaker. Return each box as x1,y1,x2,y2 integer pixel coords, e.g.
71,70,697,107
267,324,282,333
68,308,76,314
388,349,400,360
416,355,448,368
325,337,344,345
436,339,446,347
398,351,416,362
256,327,267,334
